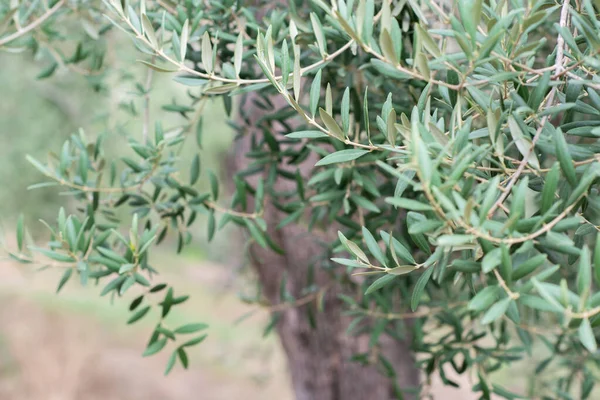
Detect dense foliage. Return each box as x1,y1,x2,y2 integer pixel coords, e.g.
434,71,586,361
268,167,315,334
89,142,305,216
5,0,600,397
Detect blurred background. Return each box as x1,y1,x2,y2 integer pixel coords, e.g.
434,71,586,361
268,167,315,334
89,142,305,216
0,44,294,400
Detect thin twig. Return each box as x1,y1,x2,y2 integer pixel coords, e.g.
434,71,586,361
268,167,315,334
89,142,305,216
486,0,571,219
0,0,65,47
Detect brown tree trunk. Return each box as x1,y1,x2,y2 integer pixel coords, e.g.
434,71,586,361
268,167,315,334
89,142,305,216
227,92,421,400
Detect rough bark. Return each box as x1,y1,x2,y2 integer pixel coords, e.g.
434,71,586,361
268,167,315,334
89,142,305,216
227,93,421,400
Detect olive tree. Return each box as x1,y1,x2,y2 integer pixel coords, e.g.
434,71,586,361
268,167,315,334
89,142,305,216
3,0,600,398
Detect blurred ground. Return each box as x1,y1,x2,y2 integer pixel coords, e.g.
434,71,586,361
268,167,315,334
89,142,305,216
0,250,293,400
0,248,491,400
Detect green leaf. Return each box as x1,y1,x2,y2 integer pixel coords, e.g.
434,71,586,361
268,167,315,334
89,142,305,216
36,63,58,80
286,130,329,139
315,149,369,166
513,254,547,281
181,334,207,347
379,29,397,64
386,265,417,275
509,176,528,221
174,323,209,334
579,318,597,352
362,227,387,267
532,278,565,311
350,194,381,213
339,231,369,263
202,32,213,73
379,231,416,265
26,155,51,176
594,234,600,287
415,24,441,57
437,235,474,246
29,247,75,263
341,87,350,134
245,220,268,249
208,170,219,200
331,258,365,268
319,108,345,140
120,275,136,295
119,263,135,274
180,19,189,61
541,163,560,214
458,0,482,43
310,70,322,117
143,338,167,357
365,274,397,295
508,116,539,169
481,297,511,325
385,197,433,211
128,305,151,324
16,214,24,251
172,76,207,86
411,266,434,311
387,108,397,147
408,219,443,234
234,33,244,77
138,60,178,73
482,248,501,273
56,268,73,293
164,351,177,375
578,246,592,295
177,347,189,369
310,13,327,56
190,154,200,185
97,246,128,264
553,127,577,187
468,286,499,312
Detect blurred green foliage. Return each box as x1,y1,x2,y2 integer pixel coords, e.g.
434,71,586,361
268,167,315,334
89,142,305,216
0,52,232,239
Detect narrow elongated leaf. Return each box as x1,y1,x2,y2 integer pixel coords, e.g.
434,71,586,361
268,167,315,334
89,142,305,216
310,70,322,117
180,19,189,61
143,338,167,357
202,32,213,73
138,60,178,73
508,116,539,169
164,351,177,375
469,286,499,311
578,246,592,295
541,163,560,214
380,29,397,64
341,87,350,134
174,323,209,334
365,274,397,295
56,268,73,293
190,154,200,185
579,318,597,352
16,214,24,251
128,305,151,324
362,227,387,267
286,130,328,139
553,127,577,186
481,297,511,325
141,14,157,47
310,13,327,56
385,197,433,211
234,33,243,77
315,149,369,166
319,108,345,140
411,266,434,311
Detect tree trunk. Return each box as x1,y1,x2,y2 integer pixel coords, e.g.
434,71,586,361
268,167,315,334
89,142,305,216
227,92,421,400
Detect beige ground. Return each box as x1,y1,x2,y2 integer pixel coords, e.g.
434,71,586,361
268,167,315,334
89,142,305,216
0,252,479,400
